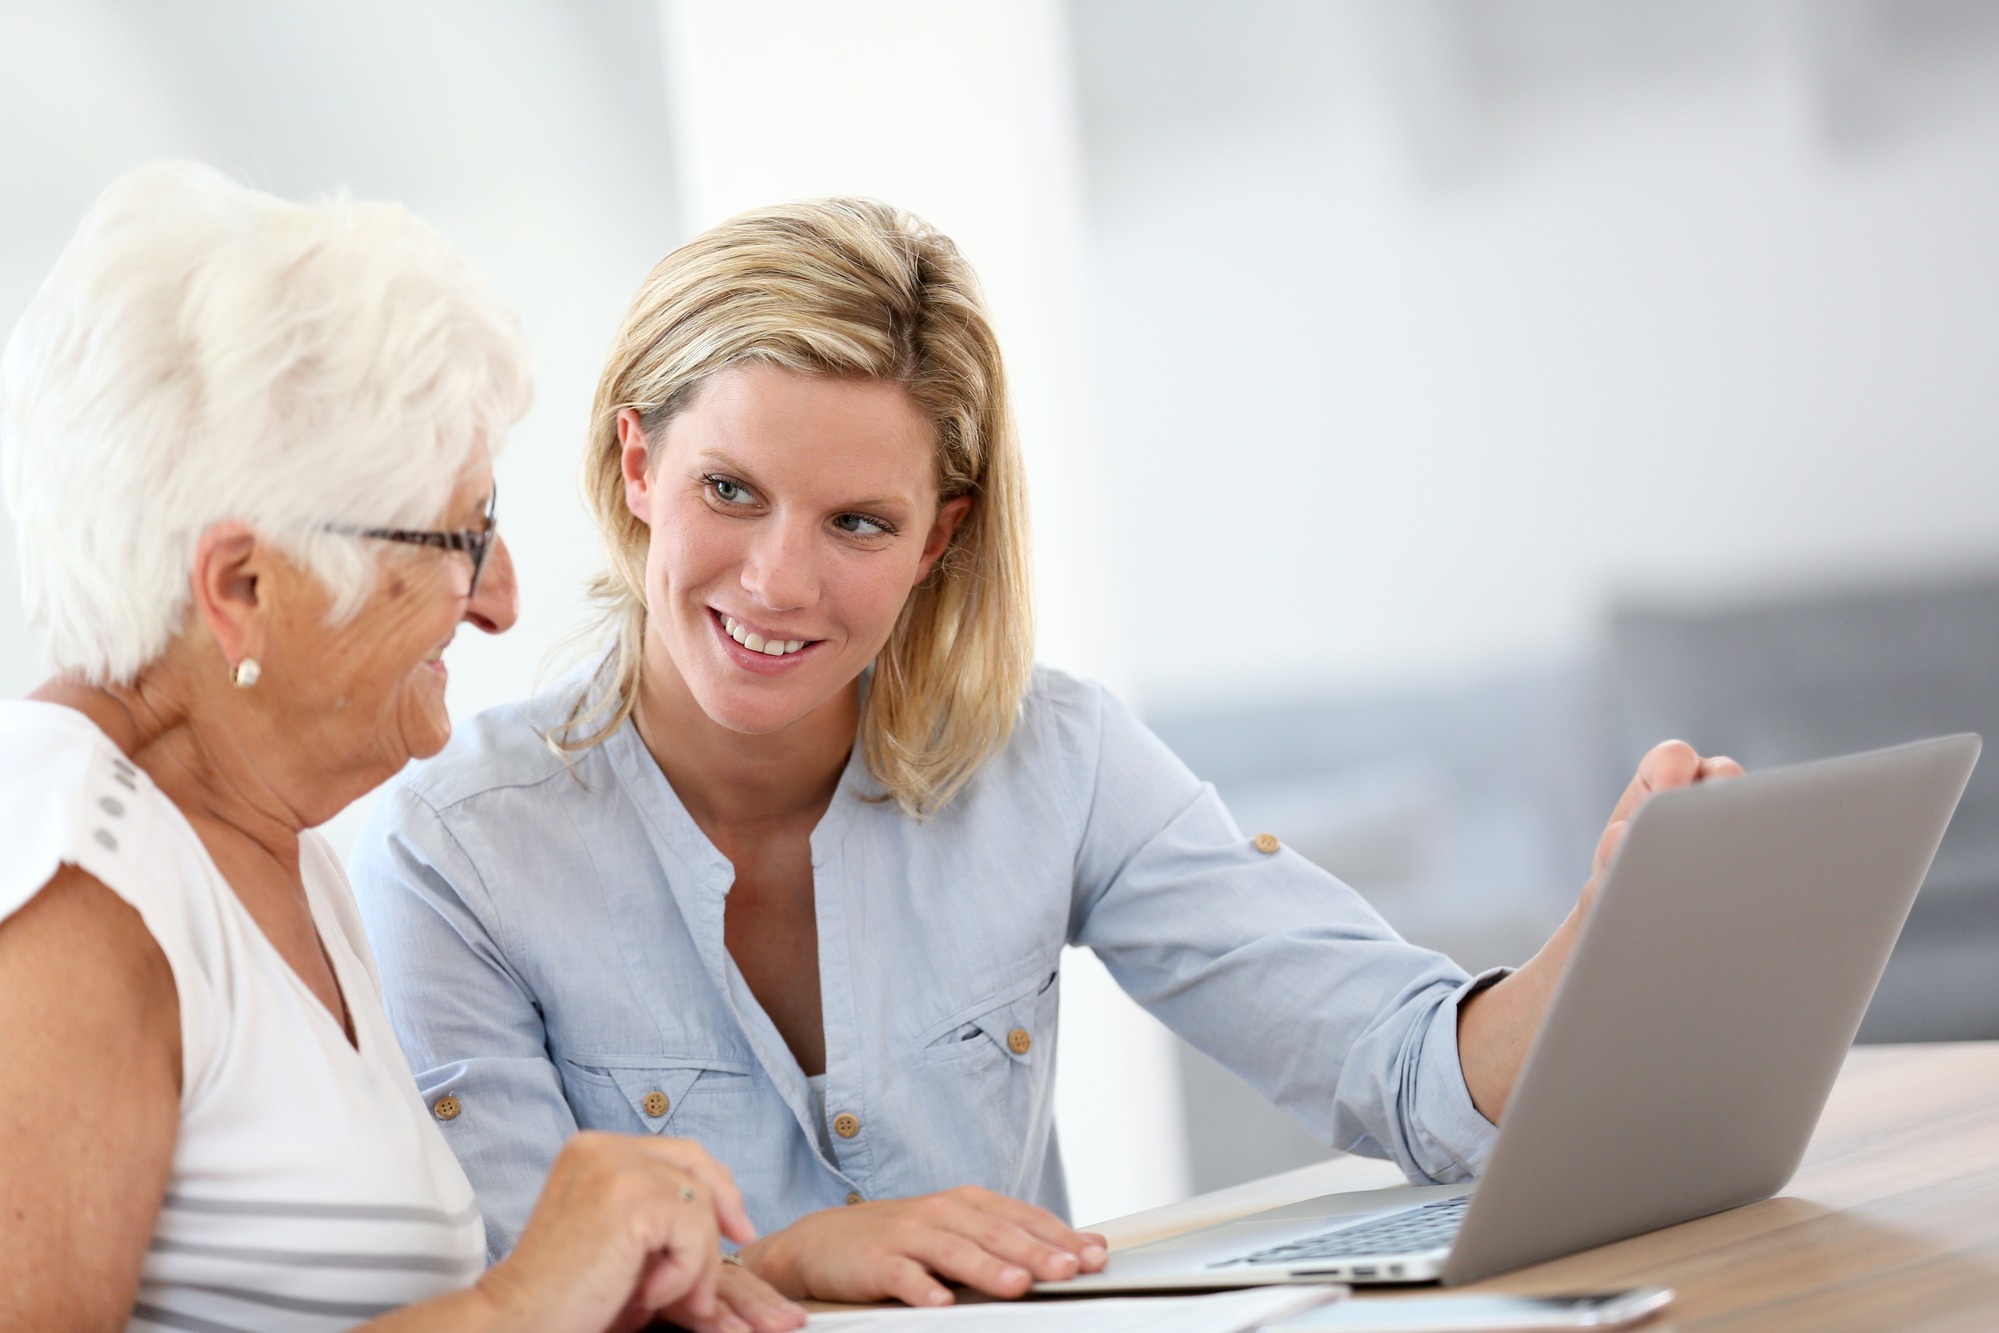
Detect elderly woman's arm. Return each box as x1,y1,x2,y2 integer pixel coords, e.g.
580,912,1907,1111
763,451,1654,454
0,869,770,1333
0,868,180,1331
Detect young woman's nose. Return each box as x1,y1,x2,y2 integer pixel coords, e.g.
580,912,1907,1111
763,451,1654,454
740,517,820,612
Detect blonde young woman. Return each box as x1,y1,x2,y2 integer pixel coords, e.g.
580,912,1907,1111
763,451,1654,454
0,164,805,1333
352,199,1739,1308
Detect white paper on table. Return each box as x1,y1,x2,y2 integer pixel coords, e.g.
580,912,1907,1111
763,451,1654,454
808,1285,1345,1333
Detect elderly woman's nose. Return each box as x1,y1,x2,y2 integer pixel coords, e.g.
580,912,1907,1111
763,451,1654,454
465,535,519,635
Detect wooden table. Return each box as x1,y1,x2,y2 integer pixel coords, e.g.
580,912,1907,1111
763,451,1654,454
1090,1042,1999,1331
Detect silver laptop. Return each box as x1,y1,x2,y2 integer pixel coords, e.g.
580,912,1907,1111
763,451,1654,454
1041,734,1979,1292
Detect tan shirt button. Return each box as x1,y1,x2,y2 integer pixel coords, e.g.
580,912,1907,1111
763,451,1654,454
846,1191,865,1206
433,1095,462,1121
832,1112,861,1139
642,1091,670,1118
1007,1027,1032,1055
1253,832,1281,855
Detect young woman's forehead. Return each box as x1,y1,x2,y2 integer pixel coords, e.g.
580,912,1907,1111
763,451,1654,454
668,367,938,494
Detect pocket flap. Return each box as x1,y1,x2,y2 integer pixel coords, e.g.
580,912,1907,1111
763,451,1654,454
603,1065,708,1134
919,969,1056,1067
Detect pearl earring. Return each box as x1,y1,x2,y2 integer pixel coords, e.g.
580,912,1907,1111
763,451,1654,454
231,658,262,690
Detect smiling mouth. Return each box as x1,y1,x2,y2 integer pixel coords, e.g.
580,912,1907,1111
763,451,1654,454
718,613,816,657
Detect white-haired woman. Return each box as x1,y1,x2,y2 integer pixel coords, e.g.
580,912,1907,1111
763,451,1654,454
352,199,1740,1309
0,165,805,1333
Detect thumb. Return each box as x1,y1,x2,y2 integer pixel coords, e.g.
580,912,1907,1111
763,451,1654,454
1591,817,1630,883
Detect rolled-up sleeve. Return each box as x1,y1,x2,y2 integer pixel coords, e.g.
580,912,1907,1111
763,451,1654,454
1065,683,1501,1184
350,786,577,1260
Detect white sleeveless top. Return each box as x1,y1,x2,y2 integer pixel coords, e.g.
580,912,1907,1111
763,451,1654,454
0,702,485,1332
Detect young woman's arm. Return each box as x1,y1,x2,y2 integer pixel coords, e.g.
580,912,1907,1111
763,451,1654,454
1067,679,1501,1184
1455,741,1741,1121
1070,682,1738,1171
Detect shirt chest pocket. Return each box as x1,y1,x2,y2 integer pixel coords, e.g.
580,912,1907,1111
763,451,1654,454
558,1055,755,1136
917,966,1059,1067
902,966,1062,1197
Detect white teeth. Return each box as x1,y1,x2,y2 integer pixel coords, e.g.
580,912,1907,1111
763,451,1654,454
720,614,809,657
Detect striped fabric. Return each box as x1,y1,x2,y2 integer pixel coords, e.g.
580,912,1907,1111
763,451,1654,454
0,703,486,1331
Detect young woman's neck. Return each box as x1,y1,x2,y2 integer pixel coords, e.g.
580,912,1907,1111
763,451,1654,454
633,654,859,832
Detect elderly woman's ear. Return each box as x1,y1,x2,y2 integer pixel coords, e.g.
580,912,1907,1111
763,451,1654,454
185,521,272,687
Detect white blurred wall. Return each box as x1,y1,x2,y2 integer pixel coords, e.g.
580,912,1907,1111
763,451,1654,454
1075,0,1999,711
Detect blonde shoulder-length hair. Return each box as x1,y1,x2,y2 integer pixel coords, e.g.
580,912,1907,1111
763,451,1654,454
560,197,1033,817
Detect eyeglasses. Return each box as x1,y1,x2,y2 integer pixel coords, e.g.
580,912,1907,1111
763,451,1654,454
335,486,499,596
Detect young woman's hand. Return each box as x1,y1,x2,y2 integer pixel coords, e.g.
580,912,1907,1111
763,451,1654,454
739,1186,1109,1307
469,1133,803,1333
669,1259,814,1333
1458,740,1743,1123
1576,740,1744,914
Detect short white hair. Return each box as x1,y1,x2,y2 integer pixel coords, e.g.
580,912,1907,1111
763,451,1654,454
0,161,532,684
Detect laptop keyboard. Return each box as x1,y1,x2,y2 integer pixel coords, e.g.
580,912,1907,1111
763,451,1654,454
1216,1194,1470,1266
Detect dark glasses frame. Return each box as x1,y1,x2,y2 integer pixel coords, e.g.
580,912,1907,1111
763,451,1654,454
334,485,498,596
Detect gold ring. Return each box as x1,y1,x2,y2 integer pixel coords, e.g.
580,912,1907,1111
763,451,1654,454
721,1251,746,1267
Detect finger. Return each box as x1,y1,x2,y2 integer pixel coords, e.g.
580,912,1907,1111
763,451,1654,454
644,1252,719,1325
876,1253,955,1308
904,1227,1035,1298
716,1263,809,1332
636,1177,723,1318
663,1299,752,1333
947,1187,1103,1262
1592,818,1629,879
935,1203,1084,1282
1698,755,1744,781
1604,739,1701,828
647,1141,757,1243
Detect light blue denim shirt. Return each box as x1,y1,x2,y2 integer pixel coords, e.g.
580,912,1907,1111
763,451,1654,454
350,666,1500,1258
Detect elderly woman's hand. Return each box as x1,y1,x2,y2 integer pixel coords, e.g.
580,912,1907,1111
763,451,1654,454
468,1133,804,1333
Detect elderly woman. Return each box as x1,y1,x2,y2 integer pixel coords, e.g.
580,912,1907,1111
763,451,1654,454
0,165,806,1333
352,198,1740,1308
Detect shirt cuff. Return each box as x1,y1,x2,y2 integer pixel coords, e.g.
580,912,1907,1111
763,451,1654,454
1410,965,1511,1182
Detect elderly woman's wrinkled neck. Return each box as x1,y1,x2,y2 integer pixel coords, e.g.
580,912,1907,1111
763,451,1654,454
27,490,515,862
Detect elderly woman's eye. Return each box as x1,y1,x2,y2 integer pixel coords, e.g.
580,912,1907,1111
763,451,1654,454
833,512,895,538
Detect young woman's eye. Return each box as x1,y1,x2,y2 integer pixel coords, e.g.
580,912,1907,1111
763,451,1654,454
705,475,753,506
832,512,895,538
